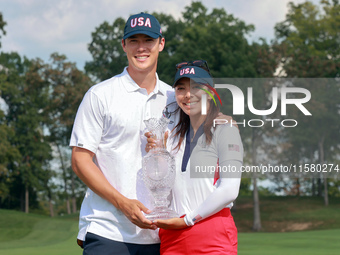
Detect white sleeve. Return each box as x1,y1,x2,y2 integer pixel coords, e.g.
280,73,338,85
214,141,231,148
184,160,242,226
69,89,104,154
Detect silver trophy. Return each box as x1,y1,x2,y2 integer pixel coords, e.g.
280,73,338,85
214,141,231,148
143,117,178,220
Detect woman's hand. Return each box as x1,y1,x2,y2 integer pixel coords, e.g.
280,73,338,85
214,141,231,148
144,131,168,153
153,217,187,230
216,113,238,129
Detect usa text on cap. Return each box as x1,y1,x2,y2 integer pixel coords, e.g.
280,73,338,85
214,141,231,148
173,66,214,88
124,12,162,39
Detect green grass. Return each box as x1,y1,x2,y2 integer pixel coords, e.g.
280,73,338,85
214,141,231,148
0,237,81,255
1,196,340,254
238,229,340,255
0,209,81,255
233,196,340,232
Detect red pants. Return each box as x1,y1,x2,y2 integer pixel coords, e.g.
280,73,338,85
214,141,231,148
159,208,237,255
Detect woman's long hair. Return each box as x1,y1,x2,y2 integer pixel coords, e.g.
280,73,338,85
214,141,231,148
172,97,220,151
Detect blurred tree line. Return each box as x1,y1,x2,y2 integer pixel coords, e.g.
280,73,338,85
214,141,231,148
0,1,339,231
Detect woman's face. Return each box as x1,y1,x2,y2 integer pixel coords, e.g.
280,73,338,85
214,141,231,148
175,77,211,117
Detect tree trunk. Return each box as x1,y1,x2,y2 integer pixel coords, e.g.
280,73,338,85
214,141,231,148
66,199,71,214
310,151,316,196
252,129,261,231
312,178,316,196
323,178,328,206
56,143,71,214
49,199,54,217
71,172,77,213
318,136,328,206
317,177,322,196
252,177,262,231
48,189,54,217
25,186,29,213
296,178,300,196
72,197,77,214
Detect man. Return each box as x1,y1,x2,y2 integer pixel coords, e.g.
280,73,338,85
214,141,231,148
70,12,175,255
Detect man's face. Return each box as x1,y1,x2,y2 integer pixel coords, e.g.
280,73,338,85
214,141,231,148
122,34,165,73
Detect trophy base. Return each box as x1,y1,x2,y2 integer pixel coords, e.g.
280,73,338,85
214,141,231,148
145,207,179,221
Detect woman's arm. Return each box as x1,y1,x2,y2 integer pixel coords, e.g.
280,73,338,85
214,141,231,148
184,160,242,226
154,160,242,229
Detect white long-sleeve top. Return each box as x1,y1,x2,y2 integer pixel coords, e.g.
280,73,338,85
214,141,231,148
168,124,243,226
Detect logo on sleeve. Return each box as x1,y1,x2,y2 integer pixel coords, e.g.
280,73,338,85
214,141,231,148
228,144,240,152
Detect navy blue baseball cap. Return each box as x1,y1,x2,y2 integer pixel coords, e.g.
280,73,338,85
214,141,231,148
123,12,162,40
173,66,214,88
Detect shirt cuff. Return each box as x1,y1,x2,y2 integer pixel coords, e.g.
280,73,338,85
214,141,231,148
183,215,195,226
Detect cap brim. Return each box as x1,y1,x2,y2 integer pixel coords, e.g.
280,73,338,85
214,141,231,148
123,31,160,39
173,76,214,88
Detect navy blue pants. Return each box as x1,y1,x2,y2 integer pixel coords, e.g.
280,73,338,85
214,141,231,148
83,232,160,255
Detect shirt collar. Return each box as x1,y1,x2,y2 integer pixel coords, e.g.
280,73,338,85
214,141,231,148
122,67,165,95
189,124,205,145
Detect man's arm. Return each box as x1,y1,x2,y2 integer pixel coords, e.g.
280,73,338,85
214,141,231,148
71,147,156,230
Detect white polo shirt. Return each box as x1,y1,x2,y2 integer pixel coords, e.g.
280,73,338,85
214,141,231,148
70,67,175,244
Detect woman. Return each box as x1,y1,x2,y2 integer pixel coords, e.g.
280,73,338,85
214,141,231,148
148,60,243,254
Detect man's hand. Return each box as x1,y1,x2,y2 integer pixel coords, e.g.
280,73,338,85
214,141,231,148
153,217,187,230
117,198,157,230
216,112,238,129
71,147,157,230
